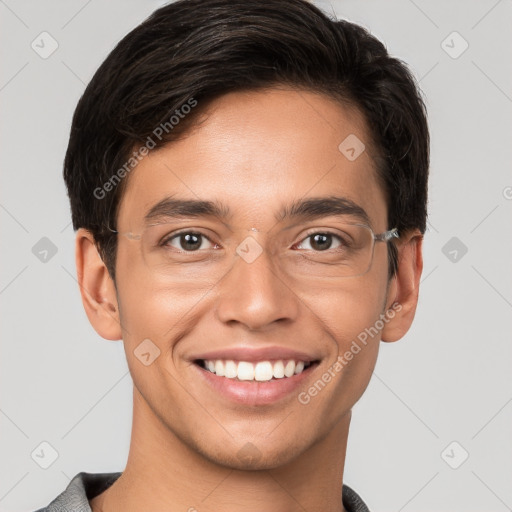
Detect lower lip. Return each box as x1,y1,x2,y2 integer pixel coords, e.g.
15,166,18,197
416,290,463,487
193,362,319,406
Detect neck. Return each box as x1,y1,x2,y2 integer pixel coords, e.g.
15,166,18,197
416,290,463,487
91,387,351,512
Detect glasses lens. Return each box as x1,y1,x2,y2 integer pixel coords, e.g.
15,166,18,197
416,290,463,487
279,223,374,280
139,223,237,286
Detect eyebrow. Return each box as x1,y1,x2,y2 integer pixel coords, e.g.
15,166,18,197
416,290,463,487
144,195,370,227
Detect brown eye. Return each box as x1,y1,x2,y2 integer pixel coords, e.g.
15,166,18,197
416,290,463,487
164,232,214,251
296,232,343,252
309,233,333,251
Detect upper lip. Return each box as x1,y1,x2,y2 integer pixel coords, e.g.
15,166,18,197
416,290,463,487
191,346,321,363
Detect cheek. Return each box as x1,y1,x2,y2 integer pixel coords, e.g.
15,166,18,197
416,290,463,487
116,276,205,346
114,268,220,403
299,273,388,387
316,288,383,388
296,270,389,346
115,241,210,341
114,279,199,407
294,283,385,427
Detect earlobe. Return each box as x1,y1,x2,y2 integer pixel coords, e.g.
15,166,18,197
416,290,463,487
75,228,122,341
381,230,424,343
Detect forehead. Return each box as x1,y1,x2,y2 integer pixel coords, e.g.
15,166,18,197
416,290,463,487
117,87,387,231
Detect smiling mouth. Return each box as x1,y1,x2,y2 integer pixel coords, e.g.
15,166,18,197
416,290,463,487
194,358,320,382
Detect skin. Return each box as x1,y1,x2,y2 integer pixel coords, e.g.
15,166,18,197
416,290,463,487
79,87,423,512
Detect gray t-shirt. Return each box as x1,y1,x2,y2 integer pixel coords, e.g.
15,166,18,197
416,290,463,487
33,472,371,512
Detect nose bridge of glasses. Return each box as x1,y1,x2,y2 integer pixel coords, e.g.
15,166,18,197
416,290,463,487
231,228,277,262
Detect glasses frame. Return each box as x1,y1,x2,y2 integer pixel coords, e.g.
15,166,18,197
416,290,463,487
107,222,399,279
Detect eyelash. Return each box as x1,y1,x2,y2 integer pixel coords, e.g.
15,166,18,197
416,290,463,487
160,229,346,252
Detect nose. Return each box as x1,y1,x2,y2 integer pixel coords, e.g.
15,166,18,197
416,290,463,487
214,241,300,331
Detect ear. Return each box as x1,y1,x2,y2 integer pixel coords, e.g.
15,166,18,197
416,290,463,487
75,228,122,341
381,229,424,342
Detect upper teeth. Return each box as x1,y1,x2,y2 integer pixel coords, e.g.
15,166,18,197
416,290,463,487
203,359,309,381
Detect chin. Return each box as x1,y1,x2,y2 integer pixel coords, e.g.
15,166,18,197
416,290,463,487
197,437,308,471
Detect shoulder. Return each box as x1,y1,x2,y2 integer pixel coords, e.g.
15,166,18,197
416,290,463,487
342,483,371,512
31,471,122,512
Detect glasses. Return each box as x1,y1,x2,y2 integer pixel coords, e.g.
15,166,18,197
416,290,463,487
110,221,398,285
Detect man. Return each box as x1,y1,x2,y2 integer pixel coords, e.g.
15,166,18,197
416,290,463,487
35,0,428,510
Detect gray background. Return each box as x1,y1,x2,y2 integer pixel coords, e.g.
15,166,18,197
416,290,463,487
1,1,511,511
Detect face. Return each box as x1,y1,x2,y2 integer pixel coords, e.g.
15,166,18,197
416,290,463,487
112,87,396,469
